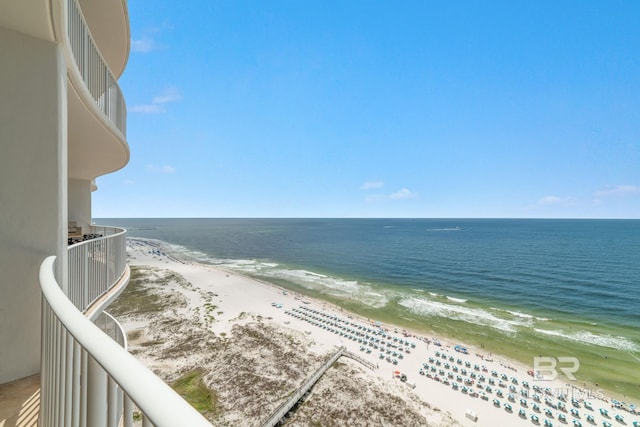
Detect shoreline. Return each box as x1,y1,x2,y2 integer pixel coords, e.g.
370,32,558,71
121,238,639,426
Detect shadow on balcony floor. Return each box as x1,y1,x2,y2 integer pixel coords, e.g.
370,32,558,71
0,375,39,427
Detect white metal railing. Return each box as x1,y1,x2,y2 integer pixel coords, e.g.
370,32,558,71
94,312,127,348
67,226,127,311
65,0,126,135
40,257,212,427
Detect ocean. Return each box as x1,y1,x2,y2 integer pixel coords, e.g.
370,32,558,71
98,218,640,399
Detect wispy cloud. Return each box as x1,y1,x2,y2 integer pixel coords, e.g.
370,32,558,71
131,37,157,53
390,188,418,200
129,104,163,114
131,23,172,53
360,181,384,190
130,87,182,114
537,195,578,207
146,164,176,174
594,184,640,197
537,195,566,206
366,188,418,203
524,195,577,211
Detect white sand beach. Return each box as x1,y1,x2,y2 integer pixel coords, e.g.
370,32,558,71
114,238,638,427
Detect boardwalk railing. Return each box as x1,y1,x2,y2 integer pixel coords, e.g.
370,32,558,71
342,351,377,371
262,347,345,427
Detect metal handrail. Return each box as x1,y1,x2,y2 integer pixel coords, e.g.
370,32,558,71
94,311,127,348
40,257,212,427
65,0,126,135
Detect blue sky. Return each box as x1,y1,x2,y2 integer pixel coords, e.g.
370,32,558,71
94,1,640,218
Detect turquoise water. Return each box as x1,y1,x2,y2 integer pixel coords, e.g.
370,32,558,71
100,218,640,398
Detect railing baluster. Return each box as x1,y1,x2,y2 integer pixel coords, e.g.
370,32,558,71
72,341,81,427
55,319,63,426
87,355,107,427
123,394,134,427
80,349,88,427
107,376,118,427
65,332,73,427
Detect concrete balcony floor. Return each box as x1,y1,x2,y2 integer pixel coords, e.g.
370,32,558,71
0,375,39,427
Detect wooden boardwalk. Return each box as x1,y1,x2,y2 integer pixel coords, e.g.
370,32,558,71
261,347,345,427
261,346,376,427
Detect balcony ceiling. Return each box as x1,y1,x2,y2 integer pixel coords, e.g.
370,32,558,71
0,1,129,79
0,0,55,42
68,81,130,180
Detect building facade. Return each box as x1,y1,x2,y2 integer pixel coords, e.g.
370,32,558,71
0,0,130,385
0,2,211,425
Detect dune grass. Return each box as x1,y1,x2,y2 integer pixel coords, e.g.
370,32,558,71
170,368,220,417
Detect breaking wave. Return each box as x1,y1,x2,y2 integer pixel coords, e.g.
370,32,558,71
398,296,524,334
534,328,640,353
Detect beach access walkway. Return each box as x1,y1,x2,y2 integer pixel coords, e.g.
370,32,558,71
262,346,376,427
342,349,377,370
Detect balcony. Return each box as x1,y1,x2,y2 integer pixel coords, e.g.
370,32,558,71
65,0,126,136
64,0,130,180
38,227,211,427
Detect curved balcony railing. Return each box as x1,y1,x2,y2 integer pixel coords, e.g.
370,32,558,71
67,226,127,311
94,311,127,348
65,0,126,135
39,228,211,427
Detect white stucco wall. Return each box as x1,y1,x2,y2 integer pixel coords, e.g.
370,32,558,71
69,178,92,234
0,27,68,384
